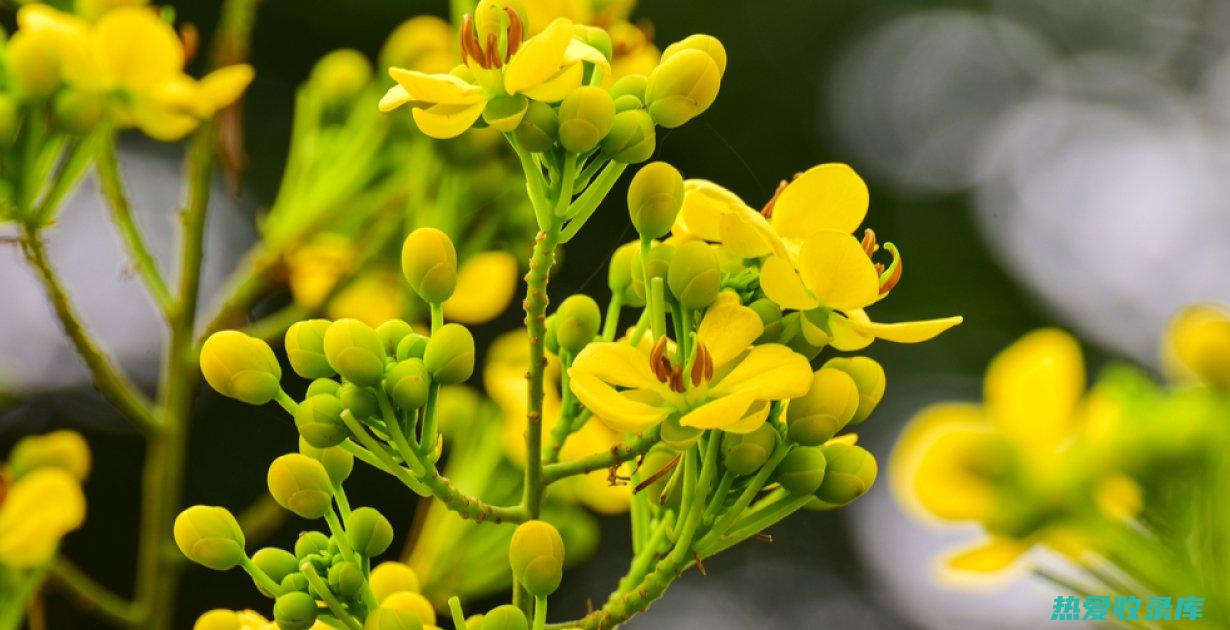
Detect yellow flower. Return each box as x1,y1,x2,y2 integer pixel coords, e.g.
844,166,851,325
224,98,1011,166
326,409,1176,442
674,163,962,351
380,15,610,138
287,235,354,309
0,468,86,568
443,251,519,324
568,291,812,434
327,267,408,327
1162,303,1230,389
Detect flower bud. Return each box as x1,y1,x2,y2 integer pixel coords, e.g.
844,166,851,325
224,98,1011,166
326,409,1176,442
609,242,645,307
273,591,318,630
370,561,420,602
295,394,348,448
377,319,415,356
668,241,721,309
660,413,701,450
544,315,561,355
484,93,529,132
193,609,247,630
661,34,728,76
364,607,424,630
774,446,827,495
1165,304,1230,389
750,299,784,344
385,358,431,410
8,31,61,100
310,49,372,106
329,560,364,597
200,331,282,405
513,100,559,153
646,49,721,128
780,313,824,361
815,443,877,506
721,424,777,475
339,382,380,420
424,323,476,384
267,454,334,519
378,591,435,627
627,162,684,239
479,605,529,630
786,368,859,446
8,430,90,481
324,319,387,387
575,26,613,62
509,520,565,597
395,333,430,361
637,444,680,504
609,74,648,104
252,547,299,590
401,228,458,303
601,109,656,164
294,531,330,561
346,506,394,557
630,243,676,303
281,572,309,594
557,86,616,154
173,506,246,570
822,356,885,424
52,89,104,135
306,377,341,399
555,295,601,355
298,438,354,486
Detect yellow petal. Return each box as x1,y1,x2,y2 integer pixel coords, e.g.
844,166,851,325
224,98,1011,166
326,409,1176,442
890,403,1001,523
696,292,763,367
799,309,833,347
943,537,1029,574
985,329,1084,448
0,469,85,567
569,374,667,434
771,163,869,240
504,18,575,95
389,68,485,105
411,101,486,139
843,314,964,344
827,310,874,351
518,61,584,103
562,39,611,75
129,98,199,141
719,208,776,258
676,179,741,241
198,64,254,113
759,255,819,311
379,85,414,112
797,230,880,311
569,342,662,391
712,344,812,400
91,7,183,91
723,400,772,434
443,251,518,324
679,390,756,430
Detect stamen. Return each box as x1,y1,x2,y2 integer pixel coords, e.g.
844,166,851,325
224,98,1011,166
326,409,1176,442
878,242,903,295
760,179,789,218
650,336,671,383
460,15,476,66
861,228,878,257
505,6,523,60
485,33,500,68
690,343,707,386
669,365,686,393
703,346,714,381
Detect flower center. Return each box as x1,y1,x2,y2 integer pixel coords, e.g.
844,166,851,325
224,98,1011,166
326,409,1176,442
460,6,524,70
649,336,714,393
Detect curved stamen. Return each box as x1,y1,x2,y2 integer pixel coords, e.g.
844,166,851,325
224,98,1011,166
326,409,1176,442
485,32,500,68
650,336,671,383
760,179,789,218
505,6,523,61
861,228,878,257
878,242,903,295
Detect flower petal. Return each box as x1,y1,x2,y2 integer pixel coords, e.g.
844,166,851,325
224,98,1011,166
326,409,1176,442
723,400,771,434
518,61,584,103
675,179,742,240
890,403,1002,523
389,68,485,105
760,255,819,311
570,342,663,391
712,344,812,400
720,208,776,258
827,310,874,351
411,101,486,139
797,230,879,311
985,329,1085,448
697,292,763,367
570,374,667,434
842,314,964,344
562,39,611,75
0,469,85,567
504,17,575,95
679,390,756,430
943,538,1029,574
198,64,255,113
443,251,518,324
771,163,868,239
379,85,414,112
92,7,183,91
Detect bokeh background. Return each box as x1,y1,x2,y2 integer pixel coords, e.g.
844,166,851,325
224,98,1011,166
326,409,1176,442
4,0,1229,627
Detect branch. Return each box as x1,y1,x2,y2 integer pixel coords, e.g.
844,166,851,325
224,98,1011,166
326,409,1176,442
97,137,174,315
47,559,142,627
542,426,661,483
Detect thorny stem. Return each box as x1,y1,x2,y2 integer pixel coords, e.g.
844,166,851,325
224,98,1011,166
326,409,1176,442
522,226,559,520
542,426,661,483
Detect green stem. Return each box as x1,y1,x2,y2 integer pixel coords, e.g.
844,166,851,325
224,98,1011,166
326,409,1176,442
542,426,660,482
522,226,560,519
239,557,282,598
449,597,468,630
601,294,623,341
47,559,141,626
301,565,361,630
533,596,548,630
559,161,628,242
550,553,693,630
430,302,444,332
696,443,790,550
97,136,174,315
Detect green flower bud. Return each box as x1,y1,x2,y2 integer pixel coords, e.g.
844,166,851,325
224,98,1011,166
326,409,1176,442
401,228,457,303
555,295,601,355
557,86,615,154
173,506,246,570
786,368,859,446
646,49,721,128
8,430,90,481
295,394,348,448
509,520,565,597
328,561,364,597
273,591,318,630
267,454,334,519
395,333,430,361
286,320,335,379
513,100,559,153
8,32,61,100
661,34,728,76
750,299,783,344
294,531,330,561
609,74,648,104
370,561,420,602
252,547,299,590
299,438,355,485
347,506,394,557
0,95,19,147
544,315,561,355
52,90,104,135
668,241,721,309
339,382,380,420
627,161,684,239
324,319,387,387
376,319,415,357
613,94,643,113
385,358,431,410
601,109,656,164
609,242,644,307
774,446,827,495
575,26,613,62
306,377,341,399
483,93,529,132
721,424,778,475
364,607,424,630
822,357,886,424
310,49,372,106
630,243,675,301
660,414,701,450
281,572,310,594
424,323,475,384
637,444,680,504
200,331,282,405
780,313,824,361
815,443,877,506
479,605,528,630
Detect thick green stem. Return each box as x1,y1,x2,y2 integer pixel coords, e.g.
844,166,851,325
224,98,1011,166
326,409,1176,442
47,560,142,626
550,554,693,630
542,426,660,483
522,227,560,519
97,137,174,315
532,596,548,630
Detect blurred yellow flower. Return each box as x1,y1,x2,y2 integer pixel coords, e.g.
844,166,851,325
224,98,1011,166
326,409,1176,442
381,16,457,75
443,251,519,325
1163,303,1230,389
327,267,408,327
0,468,86,567
287,235,355,310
